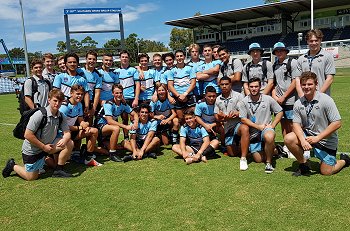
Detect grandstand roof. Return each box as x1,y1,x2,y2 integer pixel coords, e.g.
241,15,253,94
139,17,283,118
165,0,350,28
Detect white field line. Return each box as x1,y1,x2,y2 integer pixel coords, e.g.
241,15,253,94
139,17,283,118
0,122,16,126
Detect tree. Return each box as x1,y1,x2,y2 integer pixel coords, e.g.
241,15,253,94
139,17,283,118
125,33,139,62
56,41,66,53
264,0,280,4
169,27,193,51
56,39,82,53
139,39,168,53
81,36,98,49
8,47,24,58
102,39,121,55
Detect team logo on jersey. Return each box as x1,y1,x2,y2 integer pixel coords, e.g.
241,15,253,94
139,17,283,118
64,77,68,82
127,72,131,75
115,72,120,75
174,71,177,75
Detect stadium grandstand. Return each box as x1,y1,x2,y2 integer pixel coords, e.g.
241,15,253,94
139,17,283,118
165,0,350,67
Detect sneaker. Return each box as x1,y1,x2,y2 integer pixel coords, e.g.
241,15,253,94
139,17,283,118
292,163,311,177
240,158,248,171
110,154,122,162
122,155,133,162
147,153,157,159
201,155,208,163
52,170,73,178
2,158,15,178
185,158,193,165
38,168,46,174
340,153,350,167
265,163,274,174
276,144,288,158
220,146,227,154
84,158,103,167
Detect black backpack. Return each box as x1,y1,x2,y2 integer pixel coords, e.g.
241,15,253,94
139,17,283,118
18,77,51,115
220,57,243,77
272,57,293,84
245,59,267,82
13,107,62,140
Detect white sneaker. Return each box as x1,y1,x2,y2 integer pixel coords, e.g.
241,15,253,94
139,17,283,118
265,163,275,174
303,150,311,160
240,158,248,171
38,168,46,174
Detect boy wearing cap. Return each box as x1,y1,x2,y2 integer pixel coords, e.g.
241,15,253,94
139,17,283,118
284,71,350,176
271,42,297,137
295,29,335,97
242,43,274,96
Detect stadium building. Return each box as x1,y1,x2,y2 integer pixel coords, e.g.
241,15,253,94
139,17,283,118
165,0,350,67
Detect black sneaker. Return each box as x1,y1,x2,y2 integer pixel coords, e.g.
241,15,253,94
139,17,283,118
147,153,157,159
52,170,73,178
122,155,133,162
110,155,122,162
340,153,350,167
276,144,288,158
292,163,311,177
2,158,15,178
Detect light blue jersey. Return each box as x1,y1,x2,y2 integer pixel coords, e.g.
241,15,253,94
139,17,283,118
114,66,139,100
130,119,158,140
180,124,209,146
139,69,156,101
195,101,215,124
187,59,205,96
97,101,132,125
53,72,90,99
79,68,102,100
98,68,119,101
59,101,83,126
150,99,174,119
160,66,173,84
168,65,196,95
196,60,221,94
152,67,166,83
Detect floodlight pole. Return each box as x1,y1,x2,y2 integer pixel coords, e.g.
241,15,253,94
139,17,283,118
19,0,30,77
311,0,314,29
298,33,303,57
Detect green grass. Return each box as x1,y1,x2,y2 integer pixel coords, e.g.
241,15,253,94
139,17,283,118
1,69,350,231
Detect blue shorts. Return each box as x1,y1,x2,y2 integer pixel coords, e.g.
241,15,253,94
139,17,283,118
313,148,337,166
22,153,46,172
279,105,293,120
249,128,275,153
225,123,241,146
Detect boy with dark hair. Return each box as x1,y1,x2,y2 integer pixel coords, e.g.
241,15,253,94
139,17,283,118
195,86,225,146
239,77,283,173
172,109,219,164
123,104,160,161
99,53,119,104
3,89,74,180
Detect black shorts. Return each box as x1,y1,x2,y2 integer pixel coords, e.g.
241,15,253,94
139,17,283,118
189,145,201,154
136,139,144,149
22,152,47,165
125,99,134,108
208,132,218,141
174,95,196,109
156,123,171,135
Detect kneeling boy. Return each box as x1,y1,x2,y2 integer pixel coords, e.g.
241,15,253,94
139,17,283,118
172,109,219,164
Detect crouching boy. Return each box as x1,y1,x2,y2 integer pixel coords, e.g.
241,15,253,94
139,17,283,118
172,109,219,164
2,89,74,180
123,104,160,161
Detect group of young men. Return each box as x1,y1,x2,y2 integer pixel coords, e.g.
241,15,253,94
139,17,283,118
2,28,350,181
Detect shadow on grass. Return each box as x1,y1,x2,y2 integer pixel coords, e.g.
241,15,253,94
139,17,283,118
284,160,319,176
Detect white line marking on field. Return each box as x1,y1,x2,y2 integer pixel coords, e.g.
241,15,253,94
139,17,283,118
0,123,15,126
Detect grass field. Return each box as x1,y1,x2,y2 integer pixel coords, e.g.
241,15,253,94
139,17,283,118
1,69,350,231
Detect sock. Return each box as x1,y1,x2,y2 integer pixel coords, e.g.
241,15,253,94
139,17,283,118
202,145,215,156
109,150,116,157
56,165,64,171
241,157,246,160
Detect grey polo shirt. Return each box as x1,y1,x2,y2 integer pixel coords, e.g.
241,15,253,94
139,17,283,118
22,106,70,155
242,60,274,92
273,58,298,106
218,56,244,92
214,90,244,133
295,48,335,95
42,68,56,85
239,94,282,137
293,91,340,150
23,75,50,108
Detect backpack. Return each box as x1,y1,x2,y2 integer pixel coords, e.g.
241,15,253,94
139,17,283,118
13,107,63,140
220,57,243,77
272,57,293,84
18,77,52,115
245,59,267,82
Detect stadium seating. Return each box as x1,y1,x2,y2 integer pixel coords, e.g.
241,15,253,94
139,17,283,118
339,25,350,40
0,77,26,94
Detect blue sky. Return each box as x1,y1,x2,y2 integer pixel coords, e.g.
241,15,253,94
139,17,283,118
0,0,267,54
